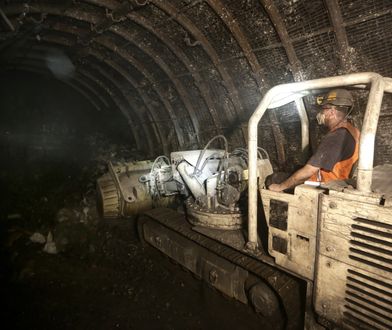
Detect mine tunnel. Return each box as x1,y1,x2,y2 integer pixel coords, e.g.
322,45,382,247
1,1,392,329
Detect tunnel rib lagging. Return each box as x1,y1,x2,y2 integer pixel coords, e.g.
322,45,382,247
206,0,357,169
123,10,222,135
25,22,159,152
110,25,202,145
150,0,247,145
79,4,199,148
67,2,202,148
1,50,144,150
51,0,249,144
96,35,186,148
2,3,195,151
207,0,287,169
1,0,392,161
37,31,166,155
2,1,257,151
90,0,245,138
86,1,245,141
2,3,188,151
6,33,167,154
80,0,224,137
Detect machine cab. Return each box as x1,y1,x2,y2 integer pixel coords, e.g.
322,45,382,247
250,73,392,329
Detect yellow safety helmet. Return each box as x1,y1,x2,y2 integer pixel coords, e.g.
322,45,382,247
317,89,353,107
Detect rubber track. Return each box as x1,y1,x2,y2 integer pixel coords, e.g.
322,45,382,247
140,208,304,329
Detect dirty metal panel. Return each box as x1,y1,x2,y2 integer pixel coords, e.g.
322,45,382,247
315,255,392,329
272,235,287,255
317,194,392,279
269,199,288,231
315,194,392,328
261,185,321,280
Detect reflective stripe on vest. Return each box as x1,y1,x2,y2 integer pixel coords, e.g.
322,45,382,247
309,122,360,183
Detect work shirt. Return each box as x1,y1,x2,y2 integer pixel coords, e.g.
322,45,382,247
308,128,355,171
307,122,360,183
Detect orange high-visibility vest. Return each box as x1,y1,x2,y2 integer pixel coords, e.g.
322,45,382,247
309,121,360,183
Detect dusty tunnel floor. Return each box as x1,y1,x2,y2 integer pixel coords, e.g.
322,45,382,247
0,148,284,330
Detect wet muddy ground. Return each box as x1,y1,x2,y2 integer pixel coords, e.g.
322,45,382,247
0,157,282,330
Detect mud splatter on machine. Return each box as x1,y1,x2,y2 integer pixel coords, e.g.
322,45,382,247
97,73,392,329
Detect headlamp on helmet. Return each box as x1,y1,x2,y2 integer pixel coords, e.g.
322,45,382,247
316,88,353,107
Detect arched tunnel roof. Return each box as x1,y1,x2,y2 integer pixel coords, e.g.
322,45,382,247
1,0,391,158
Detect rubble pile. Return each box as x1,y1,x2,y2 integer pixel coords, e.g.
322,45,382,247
2,134,138,260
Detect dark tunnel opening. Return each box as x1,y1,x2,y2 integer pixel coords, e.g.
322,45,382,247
0,69,135,223
0,70,279,329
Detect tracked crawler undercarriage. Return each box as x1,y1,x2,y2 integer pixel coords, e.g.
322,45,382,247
97,73,392,329
138,208,305,329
